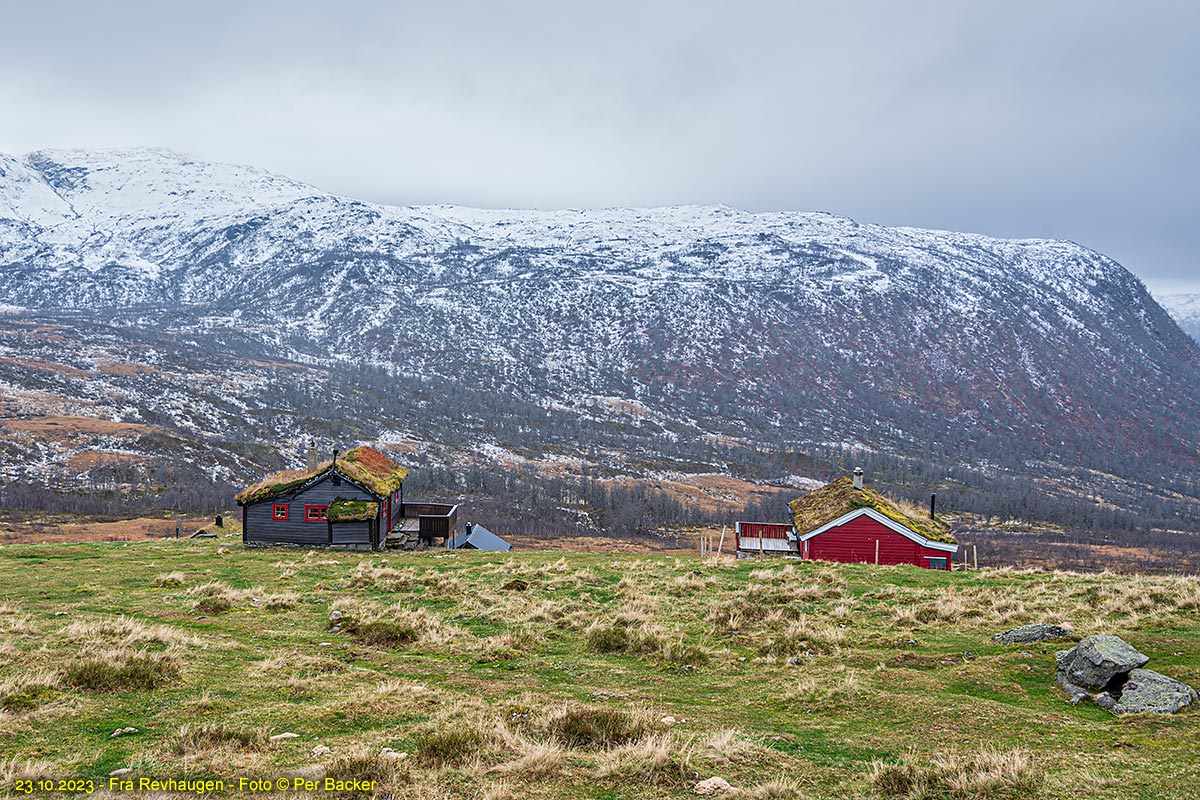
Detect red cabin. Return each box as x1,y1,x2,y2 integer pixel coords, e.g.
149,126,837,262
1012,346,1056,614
787,473,957,569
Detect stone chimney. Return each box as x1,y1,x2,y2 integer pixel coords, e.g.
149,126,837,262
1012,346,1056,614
306,440,318,472
852,467,864,491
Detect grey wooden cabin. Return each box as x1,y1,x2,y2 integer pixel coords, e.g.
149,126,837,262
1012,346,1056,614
236,445,458,550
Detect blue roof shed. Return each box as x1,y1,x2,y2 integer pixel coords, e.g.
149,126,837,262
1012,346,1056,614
448,523,512,551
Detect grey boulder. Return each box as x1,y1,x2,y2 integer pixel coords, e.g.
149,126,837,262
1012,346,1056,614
994,624,1073,644
1058,635,1149,691
1113,669,1199,714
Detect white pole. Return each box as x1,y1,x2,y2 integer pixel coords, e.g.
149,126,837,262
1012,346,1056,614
716,525,726,556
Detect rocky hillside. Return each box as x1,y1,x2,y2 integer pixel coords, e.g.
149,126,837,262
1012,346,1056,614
1,148,1198,529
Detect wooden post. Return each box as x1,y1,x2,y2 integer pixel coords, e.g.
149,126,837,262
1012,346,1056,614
875,539,880,565
973,544,978,570
759,529,764,557
716,525,726,556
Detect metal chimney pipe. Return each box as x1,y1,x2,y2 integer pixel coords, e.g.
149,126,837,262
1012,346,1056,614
930,493,937,519
307,440,318,472
852,467,864,490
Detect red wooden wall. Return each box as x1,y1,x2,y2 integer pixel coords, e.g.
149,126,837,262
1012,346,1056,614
805,515,950,569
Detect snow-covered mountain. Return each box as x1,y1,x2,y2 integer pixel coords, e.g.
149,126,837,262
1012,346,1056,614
1,147,1198,525
1156,293,1200,344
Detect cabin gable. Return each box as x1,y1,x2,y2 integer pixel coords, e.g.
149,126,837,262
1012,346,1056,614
244,474,376,548
801,509,954,569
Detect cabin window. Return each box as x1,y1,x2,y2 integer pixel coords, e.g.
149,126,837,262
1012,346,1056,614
271,503,289,521
304,504,328,523
928,557,948,570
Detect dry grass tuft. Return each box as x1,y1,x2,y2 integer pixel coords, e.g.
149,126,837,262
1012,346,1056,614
870,749,1042,799
545,704,658,749
784,666,865,705
698,729,761,765
595,732,693,787
730,779,811,799
0,672,61,713
168,722,269,756
348,562,417,592
154,571,187,587
414,725,488,767
60,616,201,649
186,581,298,614
324,747,410,790
334,601,457,648
490,738,565,779
758,615,847,656
63,648,180,693
584,601,709,666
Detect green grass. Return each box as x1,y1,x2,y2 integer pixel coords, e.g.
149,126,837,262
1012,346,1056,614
0,540,1197,799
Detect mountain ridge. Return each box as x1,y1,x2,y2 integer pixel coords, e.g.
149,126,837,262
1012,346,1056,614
1,147,1197,531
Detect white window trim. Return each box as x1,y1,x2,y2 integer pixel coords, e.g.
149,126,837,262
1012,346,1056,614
797,507,958,553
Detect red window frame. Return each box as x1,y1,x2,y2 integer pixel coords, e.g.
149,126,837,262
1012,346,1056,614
271,503,289,521
304,504,328,523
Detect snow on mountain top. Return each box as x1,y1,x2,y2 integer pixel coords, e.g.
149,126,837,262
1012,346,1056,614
0,146,1143,313
22,147,327,225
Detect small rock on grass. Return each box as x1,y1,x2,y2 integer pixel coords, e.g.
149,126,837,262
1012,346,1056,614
109,768,132,777
379,748,407,760
311,744,332,756
270,732,300,741
109,727,138,737
993,623,1073,644
694,777,734,796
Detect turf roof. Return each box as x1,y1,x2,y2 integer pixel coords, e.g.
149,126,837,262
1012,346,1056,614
327,498,379,523
789,476,955,544
235,445,409,505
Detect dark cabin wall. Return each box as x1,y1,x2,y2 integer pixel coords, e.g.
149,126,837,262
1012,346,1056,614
244,475,374,547
331,521,373,546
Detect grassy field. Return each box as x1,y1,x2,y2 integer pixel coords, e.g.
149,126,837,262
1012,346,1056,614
0,536,1197,799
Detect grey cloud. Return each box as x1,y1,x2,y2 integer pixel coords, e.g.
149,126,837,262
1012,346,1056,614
0,0,1196,291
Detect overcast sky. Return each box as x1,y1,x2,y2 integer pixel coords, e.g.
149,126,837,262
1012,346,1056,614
1,1,1196,293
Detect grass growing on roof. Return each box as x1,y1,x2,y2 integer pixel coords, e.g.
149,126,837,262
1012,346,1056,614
235,445,408,505
327,499,379,523
0,539,1196,799
790,476,955,544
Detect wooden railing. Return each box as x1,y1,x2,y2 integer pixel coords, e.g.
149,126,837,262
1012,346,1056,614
399,503,459,541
